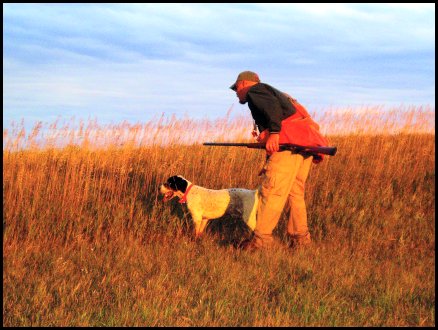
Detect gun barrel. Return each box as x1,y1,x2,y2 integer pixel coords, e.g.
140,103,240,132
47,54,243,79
203,142,256,147
203,142,337,156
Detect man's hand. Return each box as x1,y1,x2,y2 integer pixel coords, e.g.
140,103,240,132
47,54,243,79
266,133,280,154
256,129,269,143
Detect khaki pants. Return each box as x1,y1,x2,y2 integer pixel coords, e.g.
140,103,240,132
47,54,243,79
254,151,313,247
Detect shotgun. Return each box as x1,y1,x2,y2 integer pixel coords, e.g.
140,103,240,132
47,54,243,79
203,142,337,156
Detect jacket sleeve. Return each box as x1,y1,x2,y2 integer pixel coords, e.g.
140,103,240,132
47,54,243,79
247,88,283,133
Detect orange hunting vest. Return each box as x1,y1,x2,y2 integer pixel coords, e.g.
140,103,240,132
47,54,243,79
260,94,328,163
279,96,327,145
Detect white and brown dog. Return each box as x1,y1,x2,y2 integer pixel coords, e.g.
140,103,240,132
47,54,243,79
160,175,258,237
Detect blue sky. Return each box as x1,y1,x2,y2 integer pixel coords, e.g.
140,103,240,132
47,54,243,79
3,3,435,130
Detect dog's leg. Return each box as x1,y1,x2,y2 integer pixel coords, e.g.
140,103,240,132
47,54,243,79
242,191,258,231
195,218,210,238
192,212,209,238
245,209,257,231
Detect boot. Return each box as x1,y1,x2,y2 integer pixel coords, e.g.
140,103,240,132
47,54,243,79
289,232,311,249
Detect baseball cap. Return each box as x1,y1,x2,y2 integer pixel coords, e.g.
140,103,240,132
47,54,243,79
229,71,260,90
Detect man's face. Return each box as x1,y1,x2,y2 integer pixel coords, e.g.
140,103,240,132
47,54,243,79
235,80,249,104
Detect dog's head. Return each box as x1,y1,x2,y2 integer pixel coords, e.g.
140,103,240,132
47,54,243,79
159,175,191,202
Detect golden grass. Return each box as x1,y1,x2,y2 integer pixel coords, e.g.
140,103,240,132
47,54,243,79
2,106,435,326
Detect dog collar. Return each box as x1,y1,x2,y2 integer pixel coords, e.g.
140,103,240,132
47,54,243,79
178,184,194,204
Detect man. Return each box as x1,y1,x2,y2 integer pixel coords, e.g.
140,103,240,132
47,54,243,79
230,71,328,251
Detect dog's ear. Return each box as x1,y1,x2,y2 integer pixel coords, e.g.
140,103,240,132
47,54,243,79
167,175,188,193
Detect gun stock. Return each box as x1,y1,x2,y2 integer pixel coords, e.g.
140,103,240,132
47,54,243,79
203,142,337,156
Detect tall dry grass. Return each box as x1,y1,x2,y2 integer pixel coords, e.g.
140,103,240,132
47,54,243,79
3,105,435,326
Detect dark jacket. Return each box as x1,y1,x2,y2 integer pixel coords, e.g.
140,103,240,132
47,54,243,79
246,83,296,133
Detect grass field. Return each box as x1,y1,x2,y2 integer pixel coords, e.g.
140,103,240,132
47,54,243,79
2,106,435,326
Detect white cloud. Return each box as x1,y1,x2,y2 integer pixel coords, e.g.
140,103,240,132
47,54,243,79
3,3,435,130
